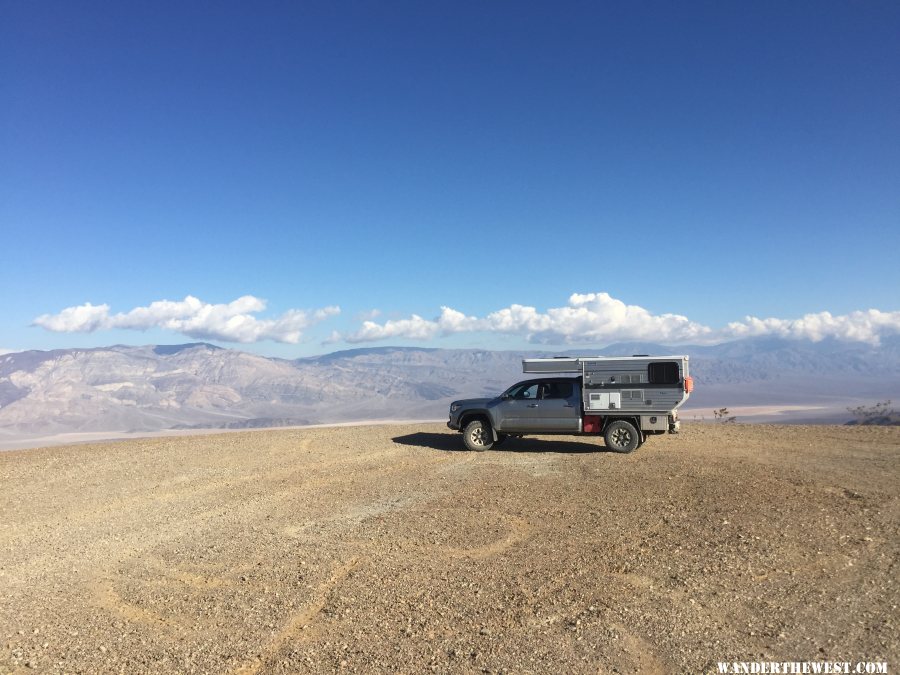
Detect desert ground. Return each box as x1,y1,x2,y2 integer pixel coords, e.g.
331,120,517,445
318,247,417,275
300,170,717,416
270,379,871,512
1,423,898,674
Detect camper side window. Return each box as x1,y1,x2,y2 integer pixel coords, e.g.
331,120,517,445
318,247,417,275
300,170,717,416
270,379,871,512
648,361,680,384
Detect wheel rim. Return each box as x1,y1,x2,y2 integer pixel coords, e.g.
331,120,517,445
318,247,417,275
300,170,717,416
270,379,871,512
611,427,632,448
470,426,485,445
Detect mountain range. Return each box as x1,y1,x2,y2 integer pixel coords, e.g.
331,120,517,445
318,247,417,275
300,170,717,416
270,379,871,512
1,337,898,448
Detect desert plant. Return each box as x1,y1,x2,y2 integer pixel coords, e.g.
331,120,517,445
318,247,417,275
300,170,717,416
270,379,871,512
713,407,737,423
846,400,900,426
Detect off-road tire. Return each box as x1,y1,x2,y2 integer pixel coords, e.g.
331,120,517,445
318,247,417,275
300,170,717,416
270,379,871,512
463,419,494,452
604,420,640,454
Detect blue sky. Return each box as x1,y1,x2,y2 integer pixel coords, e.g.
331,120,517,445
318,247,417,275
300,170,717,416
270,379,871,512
2,1,899,357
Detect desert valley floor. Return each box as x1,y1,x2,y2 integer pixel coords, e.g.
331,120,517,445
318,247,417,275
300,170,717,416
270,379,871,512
1,423,898,674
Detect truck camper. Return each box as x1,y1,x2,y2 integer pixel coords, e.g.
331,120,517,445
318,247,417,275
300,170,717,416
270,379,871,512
447,355,693,453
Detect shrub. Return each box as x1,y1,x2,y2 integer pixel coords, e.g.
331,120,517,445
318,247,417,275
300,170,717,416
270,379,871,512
713,407,737,424
846,400,900,426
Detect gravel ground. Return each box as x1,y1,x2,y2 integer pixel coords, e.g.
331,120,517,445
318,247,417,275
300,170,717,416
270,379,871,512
1,423,898,674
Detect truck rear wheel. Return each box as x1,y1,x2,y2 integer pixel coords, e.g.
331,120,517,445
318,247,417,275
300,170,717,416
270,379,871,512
604,420,640,453
463,419,494,452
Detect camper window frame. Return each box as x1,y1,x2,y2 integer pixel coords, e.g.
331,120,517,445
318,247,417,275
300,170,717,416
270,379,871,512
648,361,680,385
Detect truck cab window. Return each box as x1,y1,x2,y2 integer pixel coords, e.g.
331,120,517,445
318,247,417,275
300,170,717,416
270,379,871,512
541,382,574,399
509,383,539,399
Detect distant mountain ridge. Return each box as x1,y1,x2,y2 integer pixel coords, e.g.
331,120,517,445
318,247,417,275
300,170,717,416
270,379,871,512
1,338,898,445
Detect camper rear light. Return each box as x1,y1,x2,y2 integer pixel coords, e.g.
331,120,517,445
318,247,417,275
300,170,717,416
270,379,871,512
683,376,694,393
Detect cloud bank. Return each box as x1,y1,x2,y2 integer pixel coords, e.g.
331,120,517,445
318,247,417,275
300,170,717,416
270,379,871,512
721,310,900,343
33,296,340,344
33,292,900,347
343,292,900,346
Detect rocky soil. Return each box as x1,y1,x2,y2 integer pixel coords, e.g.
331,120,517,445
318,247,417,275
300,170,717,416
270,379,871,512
1,423,898,674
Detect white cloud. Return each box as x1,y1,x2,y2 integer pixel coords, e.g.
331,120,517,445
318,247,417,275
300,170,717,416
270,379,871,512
33,302,111,333
481,293,712,344
342,307,481,344
33,296,341,344
347,314,440,343
722,309,900,344
437,306,482,333
342,292,900,346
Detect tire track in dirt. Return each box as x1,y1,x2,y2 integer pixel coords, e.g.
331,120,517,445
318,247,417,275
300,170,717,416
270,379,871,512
230,556,362,675
75,450,470,646
441,515,532,560
609,621,669,674
5,443,463,584
92,576,180,633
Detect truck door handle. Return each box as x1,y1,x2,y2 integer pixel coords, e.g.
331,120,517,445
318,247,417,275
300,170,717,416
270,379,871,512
528,403,539,408
564,403,574,407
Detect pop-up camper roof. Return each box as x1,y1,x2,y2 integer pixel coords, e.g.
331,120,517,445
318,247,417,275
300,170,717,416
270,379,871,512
522,355,689,374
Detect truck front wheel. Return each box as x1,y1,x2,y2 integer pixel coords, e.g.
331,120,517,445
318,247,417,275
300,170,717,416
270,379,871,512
463,419,494,452
604,420,640,453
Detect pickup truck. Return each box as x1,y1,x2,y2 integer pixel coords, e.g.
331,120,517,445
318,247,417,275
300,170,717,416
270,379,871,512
447,355,692,453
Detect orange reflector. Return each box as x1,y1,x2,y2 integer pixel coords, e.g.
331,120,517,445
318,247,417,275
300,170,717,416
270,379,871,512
684,376,694,393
